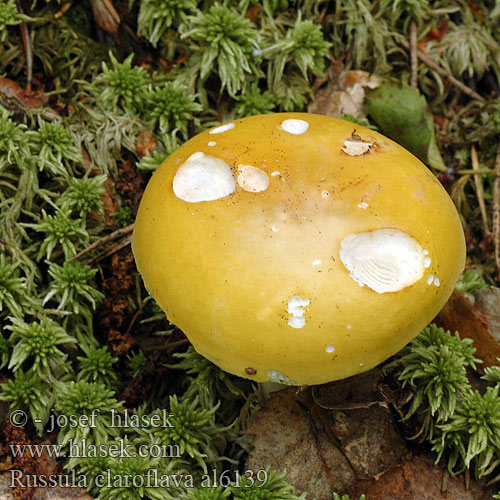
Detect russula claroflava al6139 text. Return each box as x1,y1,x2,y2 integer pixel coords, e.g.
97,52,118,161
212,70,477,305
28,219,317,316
132,113,465,385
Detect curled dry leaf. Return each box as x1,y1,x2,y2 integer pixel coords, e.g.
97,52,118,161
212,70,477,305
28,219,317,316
0,78,44,107
89,0,120,36
135,131,157,158
475,287,500,343
32,487,93,500
343,452,498,500
308,70,381,118
436,290,500,367
311,369,389,411
246,370,407,500
247,388,354,499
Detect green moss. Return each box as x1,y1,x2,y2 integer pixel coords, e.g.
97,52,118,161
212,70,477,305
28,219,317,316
44,261,103,314
57,174,107,218
136,0,197,48
94,53,148,114
30,121,82,178
7,315,76,378
181,4,260,96
2,2,500,498
146,81,202,136
27,209,89,260
0,0,27,42
0,252,27,317
55,380,123,468
77,346,119,386
0,370,53,434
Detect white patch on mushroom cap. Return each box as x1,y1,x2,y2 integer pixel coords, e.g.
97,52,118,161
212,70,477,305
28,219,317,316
271,225,279,232
207,141,216,146
427,274,434,285
312,259,322,266
325,344,335,353
358,202,369,209
209,123,235,134
339,229,425,293
237,165,269,192
341,139,373,156
287,295,310,328
423,256,431,268
281,119,309,135
434,276,440,287
267,370,298,385
173,152,235,203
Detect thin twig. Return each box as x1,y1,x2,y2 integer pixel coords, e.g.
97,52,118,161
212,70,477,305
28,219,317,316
16,1,33,93
54,2,73,19
86,233,133,266
70,223,134,261
409,20,418,88
457,168,495,175
440,92,460,136
493,143,500,281
125,306,144,337
400,38,485,102
152,338,190,352
471,144,490,236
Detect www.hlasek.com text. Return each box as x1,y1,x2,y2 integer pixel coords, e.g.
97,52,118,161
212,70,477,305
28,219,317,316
10,437,180,460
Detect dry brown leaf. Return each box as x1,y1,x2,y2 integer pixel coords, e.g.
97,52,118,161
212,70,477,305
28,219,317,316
89,0,120,36
99,176,118,225
0,475,13,500
308,70,381,118
247,388,353,498
436,290,500,367
246,370,407,500
343,452,498,500
475,287,500,343
135,131,157,158
0,78,44,107
33,486,92,500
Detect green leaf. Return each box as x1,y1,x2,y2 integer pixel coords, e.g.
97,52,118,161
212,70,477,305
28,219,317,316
366,82,446,171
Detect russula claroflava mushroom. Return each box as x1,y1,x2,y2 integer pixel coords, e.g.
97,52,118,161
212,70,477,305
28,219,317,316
132,113,465,385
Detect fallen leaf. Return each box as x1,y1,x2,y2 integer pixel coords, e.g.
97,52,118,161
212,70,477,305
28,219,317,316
436,290,500,367
310,371,407,481
312,368,388,410
247,370,407,500
0,474,13,500
475,287,500,343
247,388,354,498
417,19,449,53
135,131,157,158
0,78,43,108
342,452,498,500
89,0,120,36
99,176,118,225
33,486,92,500
308,70,381,118
365,82,446,171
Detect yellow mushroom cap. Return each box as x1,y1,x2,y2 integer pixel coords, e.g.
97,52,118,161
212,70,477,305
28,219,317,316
132,113,465,385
